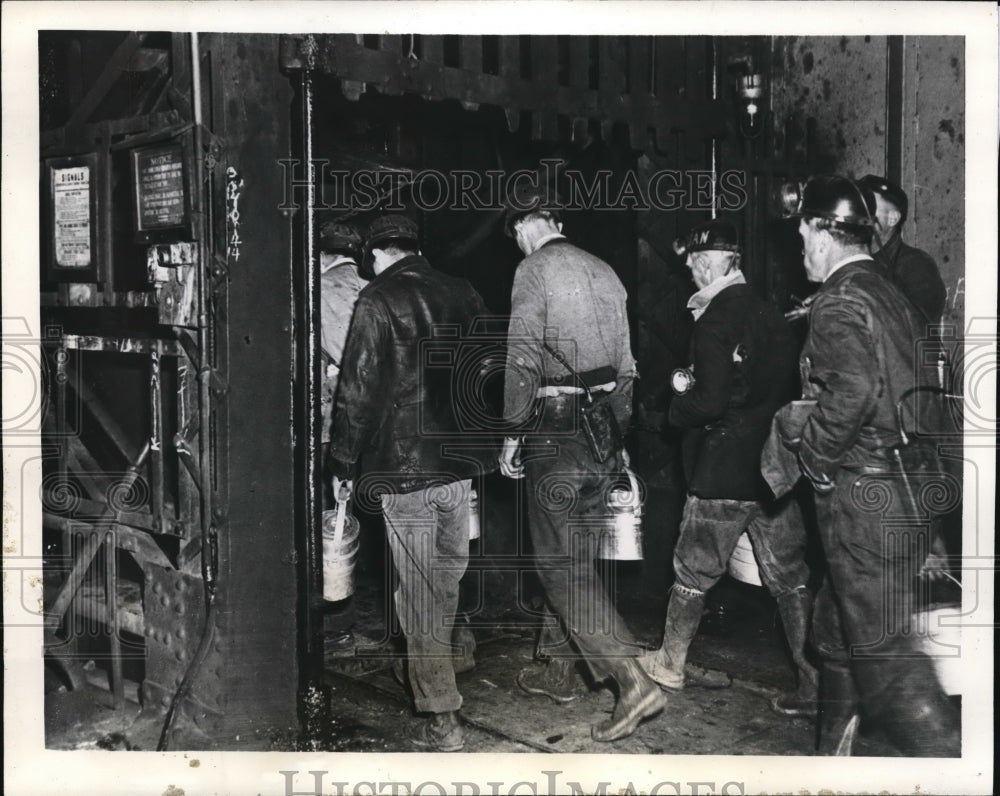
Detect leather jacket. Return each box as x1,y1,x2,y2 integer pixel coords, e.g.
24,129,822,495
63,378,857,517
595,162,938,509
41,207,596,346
329,255,499,493
799,259,942,487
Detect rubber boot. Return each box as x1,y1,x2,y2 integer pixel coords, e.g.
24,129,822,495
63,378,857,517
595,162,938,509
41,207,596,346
638,585,705,691
816,662,861,756
771,587,820,718
591,658,668,742
874,675,961,757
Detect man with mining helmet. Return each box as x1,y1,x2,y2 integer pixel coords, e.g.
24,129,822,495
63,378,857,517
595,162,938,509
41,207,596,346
499,180,667,742
328,214,496,752
857,174,947,325
639,220,817,718
784,174,959,756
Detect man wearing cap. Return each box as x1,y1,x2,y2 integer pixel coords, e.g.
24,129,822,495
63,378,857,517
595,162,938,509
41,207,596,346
858,174,946,325
638,220,817,719
788,174,959,756
318,221,366,499
317,221,366,649
328,215,496,752
498,183,667,742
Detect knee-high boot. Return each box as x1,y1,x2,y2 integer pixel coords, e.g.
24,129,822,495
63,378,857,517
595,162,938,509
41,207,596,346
772,587,820,717
816,662,861,755
638,585,705,691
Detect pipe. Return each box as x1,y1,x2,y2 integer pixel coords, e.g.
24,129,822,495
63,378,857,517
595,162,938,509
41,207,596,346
190,33,213,571
299,61,326,688
158,31,216,752
710,38,718,219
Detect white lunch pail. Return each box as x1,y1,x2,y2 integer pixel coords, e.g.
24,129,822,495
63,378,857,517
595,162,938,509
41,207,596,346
727,531,763,586
322,499,361,601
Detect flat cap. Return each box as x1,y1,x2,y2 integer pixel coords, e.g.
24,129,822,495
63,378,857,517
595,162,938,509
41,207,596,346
858,174,909,220
318,221,362,255
365,214,419,249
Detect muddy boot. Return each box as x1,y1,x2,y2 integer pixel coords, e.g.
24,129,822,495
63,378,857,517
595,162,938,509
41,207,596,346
816,663,861,756
517,657,579,704
592,658,668,742
771,587,820,718
410,710,465,752
874,676,961,757
638,585,705,691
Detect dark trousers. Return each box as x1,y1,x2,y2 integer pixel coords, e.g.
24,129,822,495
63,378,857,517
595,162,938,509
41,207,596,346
523,400,643,681
811,467,947,718
673,493,810,596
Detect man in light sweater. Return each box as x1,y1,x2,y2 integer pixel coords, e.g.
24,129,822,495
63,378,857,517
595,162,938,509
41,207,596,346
499,182,666,743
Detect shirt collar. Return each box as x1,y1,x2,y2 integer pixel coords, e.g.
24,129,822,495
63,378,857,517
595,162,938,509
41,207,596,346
321,254,357,274
686,270,746,320
529,232,566,254
825,253,873,281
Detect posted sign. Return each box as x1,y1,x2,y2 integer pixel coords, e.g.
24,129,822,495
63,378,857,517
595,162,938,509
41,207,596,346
52,165,92,267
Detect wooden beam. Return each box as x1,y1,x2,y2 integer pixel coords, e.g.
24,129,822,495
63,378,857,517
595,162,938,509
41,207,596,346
66,33,147,129
283,35,727,143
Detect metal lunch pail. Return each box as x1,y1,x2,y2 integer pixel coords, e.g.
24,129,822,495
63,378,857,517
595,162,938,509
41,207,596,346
598,466,643,560
468,487,481,541
322,498,361,601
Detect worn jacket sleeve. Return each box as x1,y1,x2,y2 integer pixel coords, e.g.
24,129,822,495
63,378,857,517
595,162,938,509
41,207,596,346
504,264,546,429
798,295,879,483
902,250,947,324
328,294,389,477
668,311,734,430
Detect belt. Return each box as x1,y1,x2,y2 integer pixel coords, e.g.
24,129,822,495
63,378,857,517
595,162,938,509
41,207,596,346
536,382,616,399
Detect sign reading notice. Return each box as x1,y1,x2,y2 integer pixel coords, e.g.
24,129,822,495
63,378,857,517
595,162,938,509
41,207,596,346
135,145,186,231
52,165,92,267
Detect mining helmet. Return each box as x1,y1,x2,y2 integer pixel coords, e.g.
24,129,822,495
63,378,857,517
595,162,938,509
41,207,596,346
857,174,909,221
786,174,876,230
318,221,362,257
502,180,561,237
673,219,741,257
364,214,419,251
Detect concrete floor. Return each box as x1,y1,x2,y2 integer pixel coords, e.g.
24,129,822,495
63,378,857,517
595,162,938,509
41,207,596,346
43,479,913,756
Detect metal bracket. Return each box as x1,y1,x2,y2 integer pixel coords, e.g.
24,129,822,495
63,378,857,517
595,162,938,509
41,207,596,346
210,253,230,290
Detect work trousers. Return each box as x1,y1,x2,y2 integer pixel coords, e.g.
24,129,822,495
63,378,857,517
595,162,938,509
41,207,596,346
673,493,810,596
382,479,471,714
523,400,643,680
811,466,947,719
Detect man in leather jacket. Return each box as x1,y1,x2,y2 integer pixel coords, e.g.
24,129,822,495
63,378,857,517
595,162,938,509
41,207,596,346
788,175,959,756
328,215,496,752
498,182,667,742
638,220,817,718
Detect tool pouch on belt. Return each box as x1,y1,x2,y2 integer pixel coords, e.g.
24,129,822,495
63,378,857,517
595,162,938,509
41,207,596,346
580,394,623,463
543,340,623,464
